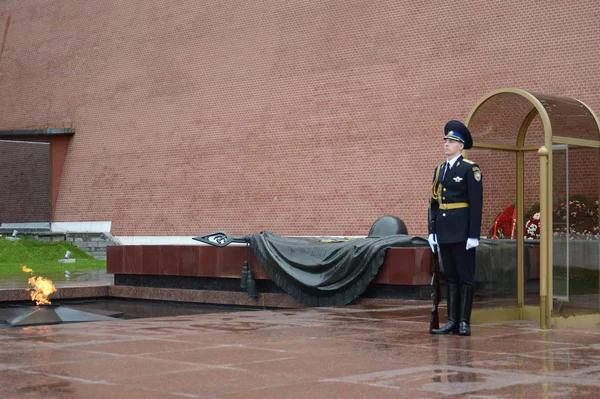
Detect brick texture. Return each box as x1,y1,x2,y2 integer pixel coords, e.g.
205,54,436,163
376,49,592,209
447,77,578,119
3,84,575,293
0,1,598,236
0,140,51,222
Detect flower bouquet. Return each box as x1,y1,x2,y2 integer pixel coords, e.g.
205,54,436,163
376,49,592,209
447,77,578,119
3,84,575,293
493,197,599,240
525,211,541,239
523,198,599,240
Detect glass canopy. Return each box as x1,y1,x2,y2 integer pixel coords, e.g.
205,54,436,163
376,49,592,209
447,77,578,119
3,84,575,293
465,88,600,329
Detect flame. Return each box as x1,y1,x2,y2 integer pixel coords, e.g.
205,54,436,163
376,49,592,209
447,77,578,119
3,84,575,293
21,266,56,305
27,276,57,305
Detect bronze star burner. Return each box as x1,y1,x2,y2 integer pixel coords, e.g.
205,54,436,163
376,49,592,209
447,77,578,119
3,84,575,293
1,305,122,327
0,266,123,327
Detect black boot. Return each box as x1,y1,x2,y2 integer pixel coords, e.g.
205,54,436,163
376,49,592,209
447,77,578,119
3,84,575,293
431,283,459,334
458,285,474,336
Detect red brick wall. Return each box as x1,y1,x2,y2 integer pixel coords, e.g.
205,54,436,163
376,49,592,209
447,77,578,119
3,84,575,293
0,1,598,236
0,140,51,222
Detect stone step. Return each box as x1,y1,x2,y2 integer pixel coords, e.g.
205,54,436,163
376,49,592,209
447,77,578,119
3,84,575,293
20,231,117,260
89,252,107,260
72,243,110,250
72,241,111,248
64,233,117,259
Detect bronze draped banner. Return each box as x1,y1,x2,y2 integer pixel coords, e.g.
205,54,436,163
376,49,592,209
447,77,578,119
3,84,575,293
249,231,429,307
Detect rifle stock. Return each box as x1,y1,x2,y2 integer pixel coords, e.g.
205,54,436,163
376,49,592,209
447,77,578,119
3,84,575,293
429,249,441,332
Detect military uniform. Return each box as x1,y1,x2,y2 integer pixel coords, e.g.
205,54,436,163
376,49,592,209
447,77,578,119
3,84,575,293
428,120,483,336
430,157,483,251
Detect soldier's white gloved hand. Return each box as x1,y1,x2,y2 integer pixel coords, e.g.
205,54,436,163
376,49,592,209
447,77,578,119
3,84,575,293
466,238,479,250
428,234,438,252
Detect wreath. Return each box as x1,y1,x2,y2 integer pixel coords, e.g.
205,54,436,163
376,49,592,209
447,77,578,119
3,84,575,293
489,204,516,238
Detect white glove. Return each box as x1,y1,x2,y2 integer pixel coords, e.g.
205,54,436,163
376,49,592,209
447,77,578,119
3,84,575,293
466,238,479,250
428,234,438,252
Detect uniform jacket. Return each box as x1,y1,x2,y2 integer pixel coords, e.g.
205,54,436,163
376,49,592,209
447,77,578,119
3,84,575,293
428,155,483,244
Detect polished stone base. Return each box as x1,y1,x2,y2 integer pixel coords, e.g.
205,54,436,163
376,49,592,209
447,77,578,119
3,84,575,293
106,241,543,301
107,244,435,286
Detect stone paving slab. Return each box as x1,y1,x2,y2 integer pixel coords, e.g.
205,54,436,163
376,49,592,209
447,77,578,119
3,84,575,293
1,300,600,398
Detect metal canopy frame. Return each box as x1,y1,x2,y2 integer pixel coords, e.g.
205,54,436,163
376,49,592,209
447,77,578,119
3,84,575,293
464,88,600,329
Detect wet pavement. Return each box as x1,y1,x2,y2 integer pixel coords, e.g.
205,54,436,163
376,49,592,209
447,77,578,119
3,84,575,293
2,298,600,398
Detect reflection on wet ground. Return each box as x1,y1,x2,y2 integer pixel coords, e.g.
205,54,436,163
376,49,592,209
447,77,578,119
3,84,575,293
1,299,600,398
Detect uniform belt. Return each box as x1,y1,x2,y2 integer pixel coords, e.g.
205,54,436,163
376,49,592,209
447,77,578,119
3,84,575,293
438,202,469,210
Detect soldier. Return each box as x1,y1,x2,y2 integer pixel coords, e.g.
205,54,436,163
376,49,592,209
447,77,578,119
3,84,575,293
428,120,483,336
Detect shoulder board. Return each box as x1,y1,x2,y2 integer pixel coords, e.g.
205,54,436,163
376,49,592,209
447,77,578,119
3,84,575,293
463,159,475,164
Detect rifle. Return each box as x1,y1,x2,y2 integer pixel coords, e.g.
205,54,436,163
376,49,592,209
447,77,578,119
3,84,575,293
427,202,441,333
429,248,441,333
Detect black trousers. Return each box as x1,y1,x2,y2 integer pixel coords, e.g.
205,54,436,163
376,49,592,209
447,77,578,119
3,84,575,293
439,242,476,286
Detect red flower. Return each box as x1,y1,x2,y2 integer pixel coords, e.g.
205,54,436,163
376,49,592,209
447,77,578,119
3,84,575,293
490,205,516,238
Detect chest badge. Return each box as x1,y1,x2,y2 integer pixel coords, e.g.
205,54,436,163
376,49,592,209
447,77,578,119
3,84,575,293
453,176,463,182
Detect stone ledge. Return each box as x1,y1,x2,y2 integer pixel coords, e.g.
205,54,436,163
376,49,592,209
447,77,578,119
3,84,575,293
0,222,51,231
0,285,303,308
108,285,305,308
0,285,109,303
0,284,432,308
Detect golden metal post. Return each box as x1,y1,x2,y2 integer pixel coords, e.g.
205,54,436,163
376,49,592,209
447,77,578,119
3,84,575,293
517,148,524,310
538,146,551,329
